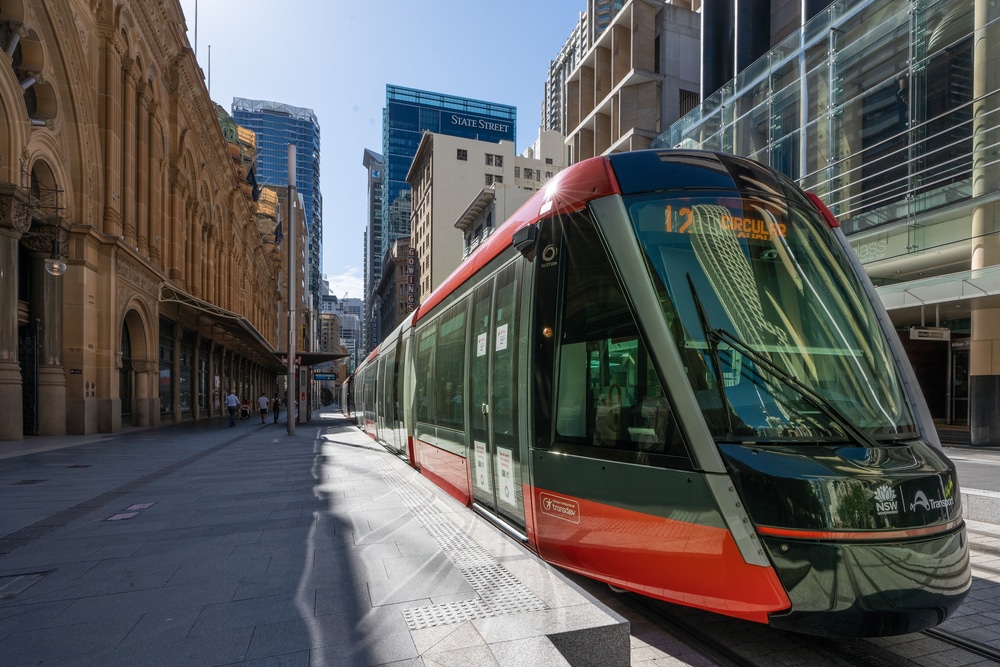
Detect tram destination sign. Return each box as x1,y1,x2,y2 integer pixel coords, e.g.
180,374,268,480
313,373,338,381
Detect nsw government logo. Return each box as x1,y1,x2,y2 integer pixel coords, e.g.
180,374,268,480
873,485,899,516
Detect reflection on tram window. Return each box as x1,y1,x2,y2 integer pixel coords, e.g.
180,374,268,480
415,301,468,431
554,212,688,464
627,194,916,441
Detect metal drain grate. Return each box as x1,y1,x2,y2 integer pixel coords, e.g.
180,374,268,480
365,455,547,630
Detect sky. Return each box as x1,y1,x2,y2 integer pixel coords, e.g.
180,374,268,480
176,0,585,302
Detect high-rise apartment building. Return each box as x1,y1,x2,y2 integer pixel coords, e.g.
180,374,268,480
364,85,516,351
542,14,586,135
232,98,323,312
589,0,626,42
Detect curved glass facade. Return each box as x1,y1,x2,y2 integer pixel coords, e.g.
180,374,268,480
656,0,999,275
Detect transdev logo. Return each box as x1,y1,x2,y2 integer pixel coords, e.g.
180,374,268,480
873,485,899,516
540,492,581,524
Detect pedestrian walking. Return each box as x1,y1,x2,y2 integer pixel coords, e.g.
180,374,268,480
273,393,281,423
225,389,239,426
258,392,269,424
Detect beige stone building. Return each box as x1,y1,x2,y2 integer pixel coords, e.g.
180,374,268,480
406,131,566,303
0,1,284,442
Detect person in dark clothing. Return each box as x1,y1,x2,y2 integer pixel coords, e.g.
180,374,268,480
273,393,281,423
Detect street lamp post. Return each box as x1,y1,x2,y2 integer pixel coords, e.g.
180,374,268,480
286,144,296,435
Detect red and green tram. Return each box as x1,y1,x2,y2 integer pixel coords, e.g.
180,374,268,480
342,149,969,637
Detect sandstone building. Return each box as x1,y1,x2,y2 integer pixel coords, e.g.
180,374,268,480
0,1,283,442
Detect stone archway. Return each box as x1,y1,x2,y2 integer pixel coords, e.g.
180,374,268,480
120,307,156,428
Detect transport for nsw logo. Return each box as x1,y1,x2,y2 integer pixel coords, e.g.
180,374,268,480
540,492,580,524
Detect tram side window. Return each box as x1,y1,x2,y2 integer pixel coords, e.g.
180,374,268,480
435,303,467,430
554,214,685,462
415,324,436,424
414,301,468,430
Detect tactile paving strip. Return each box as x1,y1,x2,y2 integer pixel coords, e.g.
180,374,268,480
366,454,547,630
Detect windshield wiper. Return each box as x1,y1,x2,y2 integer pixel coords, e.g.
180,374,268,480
686,275,734,435
709,326,881,448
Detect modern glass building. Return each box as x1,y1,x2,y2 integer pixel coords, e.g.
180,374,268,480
233,98,323,311
381,85,516,242
365,85,516,351
656,0,1000,445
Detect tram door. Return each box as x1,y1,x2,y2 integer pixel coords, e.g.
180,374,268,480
469,264,525,530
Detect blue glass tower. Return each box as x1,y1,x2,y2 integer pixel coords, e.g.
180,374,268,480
364,85,516,351
232,98,322,310
381,85,516,242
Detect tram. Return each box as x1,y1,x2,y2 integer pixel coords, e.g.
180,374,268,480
342,149,969,637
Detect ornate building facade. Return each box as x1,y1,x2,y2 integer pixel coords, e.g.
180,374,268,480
0,0,283,442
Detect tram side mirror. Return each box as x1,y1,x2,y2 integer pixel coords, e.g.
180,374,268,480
512,224,538,259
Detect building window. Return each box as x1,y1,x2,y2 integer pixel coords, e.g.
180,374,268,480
495,175,503,184
495,155,503,168
545,158,553,165
486,174,494,186
485,154,494,166
524,168,533,180
457,149,468,161
680,89,700,117
515,166,521,178
545,171,553,179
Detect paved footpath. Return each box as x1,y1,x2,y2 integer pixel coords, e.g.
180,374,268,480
0,410,627,667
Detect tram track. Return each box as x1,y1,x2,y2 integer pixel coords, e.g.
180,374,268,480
922,627,1000,663
615,587,1000,667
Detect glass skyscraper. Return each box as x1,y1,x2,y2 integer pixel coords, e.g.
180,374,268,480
364,85,516,351
232,98,322,309
381,85,516,242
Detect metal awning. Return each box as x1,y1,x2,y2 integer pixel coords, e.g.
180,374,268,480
876,265,1000,326
159,282,286,373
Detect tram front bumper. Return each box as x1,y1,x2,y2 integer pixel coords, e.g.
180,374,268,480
761,525,970,637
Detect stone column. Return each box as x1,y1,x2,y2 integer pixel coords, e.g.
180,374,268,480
137,83,150,257
101,35,123,237
172,326,182,424
168,168,183,283
190,211,202,298
121,58,138,247
192,334,201,421
29,237,67,436
0,228,23,441
0,186,30,441
206,342,215,418
970,0,1000,446
149,108,163,264
128,358,152,427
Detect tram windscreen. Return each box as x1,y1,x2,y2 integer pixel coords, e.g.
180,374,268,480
625,193,916,441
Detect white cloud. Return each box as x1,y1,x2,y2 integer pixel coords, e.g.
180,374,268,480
324,267,364,301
